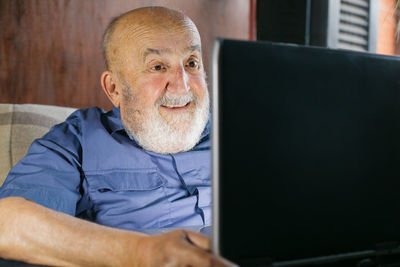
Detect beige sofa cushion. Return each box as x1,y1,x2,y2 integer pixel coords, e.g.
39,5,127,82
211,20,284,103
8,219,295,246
0,104,76,185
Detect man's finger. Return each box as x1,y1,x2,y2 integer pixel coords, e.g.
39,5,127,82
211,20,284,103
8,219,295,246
176,237,228,267
184,230,211,251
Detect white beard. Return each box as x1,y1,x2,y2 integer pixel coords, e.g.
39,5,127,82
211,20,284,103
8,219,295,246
121,89,209,154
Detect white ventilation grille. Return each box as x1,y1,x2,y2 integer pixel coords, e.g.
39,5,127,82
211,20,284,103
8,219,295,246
337,0,370,51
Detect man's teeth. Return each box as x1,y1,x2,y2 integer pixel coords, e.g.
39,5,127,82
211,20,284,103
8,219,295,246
162,102,189,108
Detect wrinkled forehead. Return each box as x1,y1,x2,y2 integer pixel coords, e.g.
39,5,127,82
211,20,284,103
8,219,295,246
126,19,200,44
107,12,202,70
120,23,201,58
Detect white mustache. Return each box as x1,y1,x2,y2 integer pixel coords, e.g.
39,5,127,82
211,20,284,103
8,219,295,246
157,93,195,108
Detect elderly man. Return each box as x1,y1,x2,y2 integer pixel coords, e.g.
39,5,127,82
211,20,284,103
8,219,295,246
0,7,232,266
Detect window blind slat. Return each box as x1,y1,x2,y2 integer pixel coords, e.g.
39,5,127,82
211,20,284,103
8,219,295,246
342,0,369,8
341,3,369,18
339,23,368,36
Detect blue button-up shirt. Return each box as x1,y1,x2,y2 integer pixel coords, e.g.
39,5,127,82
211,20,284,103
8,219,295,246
0,107,211,232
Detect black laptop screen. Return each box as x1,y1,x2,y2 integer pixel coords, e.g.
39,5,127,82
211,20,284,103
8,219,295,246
212,39,400,264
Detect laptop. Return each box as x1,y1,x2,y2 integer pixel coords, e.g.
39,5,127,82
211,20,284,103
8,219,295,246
211,39,400,266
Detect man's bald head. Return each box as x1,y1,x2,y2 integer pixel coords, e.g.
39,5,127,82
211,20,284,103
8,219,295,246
102,6,200,72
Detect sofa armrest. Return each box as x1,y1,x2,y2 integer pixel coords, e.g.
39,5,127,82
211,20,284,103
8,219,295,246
0,104,76,185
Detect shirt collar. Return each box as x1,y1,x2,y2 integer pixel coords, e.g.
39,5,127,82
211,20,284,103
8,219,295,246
106,106,210,143
107,106,125,135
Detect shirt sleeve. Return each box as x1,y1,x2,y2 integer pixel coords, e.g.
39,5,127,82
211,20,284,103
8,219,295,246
0,114,83,216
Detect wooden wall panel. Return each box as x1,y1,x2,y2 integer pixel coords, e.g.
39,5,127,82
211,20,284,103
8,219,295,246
0,0,250,110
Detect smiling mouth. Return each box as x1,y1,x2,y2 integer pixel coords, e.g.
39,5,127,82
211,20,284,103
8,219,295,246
160,101,192,111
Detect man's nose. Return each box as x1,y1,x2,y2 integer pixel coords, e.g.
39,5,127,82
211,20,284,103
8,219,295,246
166,66,190,94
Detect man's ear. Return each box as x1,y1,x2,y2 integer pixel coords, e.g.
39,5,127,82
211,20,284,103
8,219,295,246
101,71,122,107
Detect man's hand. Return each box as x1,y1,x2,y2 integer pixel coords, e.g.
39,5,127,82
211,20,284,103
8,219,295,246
136,229,237,267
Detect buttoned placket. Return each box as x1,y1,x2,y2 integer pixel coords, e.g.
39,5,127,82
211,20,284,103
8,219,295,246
169,154,205,224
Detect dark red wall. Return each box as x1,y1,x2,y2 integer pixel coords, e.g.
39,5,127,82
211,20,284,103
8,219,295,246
0,0,251,110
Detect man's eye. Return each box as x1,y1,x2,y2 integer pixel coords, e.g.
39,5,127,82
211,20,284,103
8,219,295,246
187,60,199,68
152,64,164,71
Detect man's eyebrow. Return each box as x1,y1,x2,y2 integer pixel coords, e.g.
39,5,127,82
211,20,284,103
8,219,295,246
143,48,171,61
143,45,201,62
188,45,201,53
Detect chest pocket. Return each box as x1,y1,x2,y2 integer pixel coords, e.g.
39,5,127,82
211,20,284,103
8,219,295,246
85,169,169,230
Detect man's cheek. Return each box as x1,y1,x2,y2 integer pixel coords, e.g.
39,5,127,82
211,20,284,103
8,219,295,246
141,77,167,98
191,76,207,92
